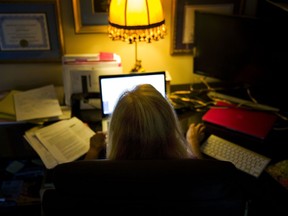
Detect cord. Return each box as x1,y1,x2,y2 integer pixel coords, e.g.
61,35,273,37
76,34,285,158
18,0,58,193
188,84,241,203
246,88,258,104
199,76,214,91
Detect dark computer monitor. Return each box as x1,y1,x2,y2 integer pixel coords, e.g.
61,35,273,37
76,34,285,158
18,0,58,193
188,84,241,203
193,11,288,110
194,11,264,86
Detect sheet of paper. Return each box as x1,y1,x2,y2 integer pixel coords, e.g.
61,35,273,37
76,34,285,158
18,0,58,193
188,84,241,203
14,85,62,121
0,90,20,116
34,117,95,163
24,126,59,169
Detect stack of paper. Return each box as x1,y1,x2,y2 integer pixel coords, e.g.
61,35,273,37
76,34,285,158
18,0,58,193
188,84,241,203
24,117,95,169
14,85,63,121
0,85,66,123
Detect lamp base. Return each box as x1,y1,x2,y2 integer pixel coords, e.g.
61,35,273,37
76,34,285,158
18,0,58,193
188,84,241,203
131,60,145,72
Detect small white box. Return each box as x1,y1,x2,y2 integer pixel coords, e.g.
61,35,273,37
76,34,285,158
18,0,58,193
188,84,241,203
62,53,123,107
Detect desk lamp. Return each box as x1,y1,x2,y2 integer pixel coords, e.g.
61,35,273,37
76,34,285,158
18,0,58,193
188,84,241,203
108,0,166,72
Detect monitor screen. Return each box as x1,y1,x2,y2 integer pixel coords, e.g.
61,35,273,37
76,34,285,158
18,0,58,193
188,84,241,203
194,11,265,86
193,11,288,109
99,72,166,117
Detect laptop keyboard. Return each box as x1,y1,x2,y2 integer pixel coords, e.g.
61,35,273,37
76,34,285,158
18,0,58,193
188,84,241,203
201,134,271,177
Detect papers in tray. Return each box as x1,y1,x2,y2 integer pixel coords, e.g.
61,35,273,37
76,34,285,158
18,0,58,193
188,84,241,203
14,85,63,121
24,117,95,169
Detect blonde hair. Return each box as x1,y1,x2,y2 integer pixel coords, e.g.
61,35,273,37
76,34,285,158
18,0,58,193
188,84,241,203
107,84,190,159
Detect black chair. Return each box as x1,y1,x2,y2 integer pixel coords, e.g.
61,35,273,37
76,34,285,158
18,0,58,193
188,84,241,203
41,159,248,216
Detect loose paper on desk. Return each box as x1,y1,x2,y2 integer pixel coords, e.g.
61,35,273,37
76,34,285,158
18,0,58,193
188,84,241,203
24,126,59,169
34,117,95,165
14,85,63,121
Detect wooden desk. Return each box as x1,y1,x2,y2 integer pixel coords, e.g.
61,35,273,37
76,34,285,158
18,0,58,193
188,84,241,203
1,83,287,215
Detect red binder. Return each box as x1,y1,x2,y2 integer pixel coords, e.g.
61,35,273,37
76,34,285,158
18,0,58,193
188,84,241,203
202,102,278,140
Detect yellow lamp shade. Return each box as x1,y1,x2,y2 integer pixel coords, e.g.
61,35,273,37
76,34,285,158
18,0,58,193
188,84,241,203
108,0,166,43
109,0,164,27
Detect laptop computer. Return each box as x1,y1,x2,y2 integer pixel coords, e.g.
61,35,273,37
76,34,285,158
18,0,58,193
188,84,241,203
99,71,166,131
202,102,278,140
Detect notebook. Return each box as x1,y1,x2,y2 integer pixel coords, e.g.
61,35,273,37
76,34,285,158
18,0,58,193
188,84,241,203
202,102,278,140
99,71,166,131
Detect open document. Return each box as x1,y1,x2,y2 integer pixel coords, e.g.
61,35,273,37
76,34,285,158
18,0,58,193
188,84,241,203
24,117,95,169
14,85,63,121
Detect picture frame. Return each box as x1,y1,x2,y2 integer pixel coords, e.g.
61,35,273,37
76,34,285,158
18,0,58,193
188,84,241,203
170,0,244,55
72,0,110,34
0,0,64,63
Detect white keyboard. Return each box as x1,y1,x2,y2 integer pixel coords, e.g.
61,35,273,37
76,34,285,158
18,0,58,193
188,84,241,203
201,134,271,177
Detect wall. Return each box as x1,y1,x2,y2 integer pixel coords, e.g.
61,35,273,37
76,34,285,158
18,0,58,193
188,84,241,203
0,0,196,91
0,0,257,92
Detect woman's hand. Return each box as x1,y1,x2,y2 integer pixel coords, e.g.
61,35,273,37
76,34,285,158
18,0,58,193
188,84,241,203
84,131,107,160
186,123,205,159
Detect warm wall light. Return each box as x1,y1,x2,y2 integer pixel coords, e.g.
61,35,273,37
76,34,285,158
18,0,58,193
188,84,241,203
108,0,166,72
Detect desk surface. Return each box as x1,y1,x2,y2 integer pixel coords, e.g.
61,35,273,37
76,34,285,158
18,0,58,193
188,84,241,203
1,86,288,163
1,102,288,204
1,84,287,214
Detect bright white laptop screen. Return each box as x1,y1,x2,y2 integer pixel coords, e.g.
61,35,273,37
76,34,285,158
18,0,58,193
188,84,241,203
99,72,166,117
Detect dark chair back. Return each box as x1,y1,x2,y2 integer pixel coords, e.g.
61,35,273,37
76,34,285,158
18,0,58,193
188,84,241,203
42,159,247,216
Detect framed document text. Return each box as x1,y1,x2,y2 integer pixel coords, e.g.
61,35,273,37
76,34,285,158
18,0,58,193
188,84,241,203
0,0,64,62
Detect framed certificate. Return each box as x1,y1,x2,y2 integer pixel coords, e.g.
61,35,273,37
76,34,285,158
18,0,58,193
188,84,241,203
0,0,64,62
